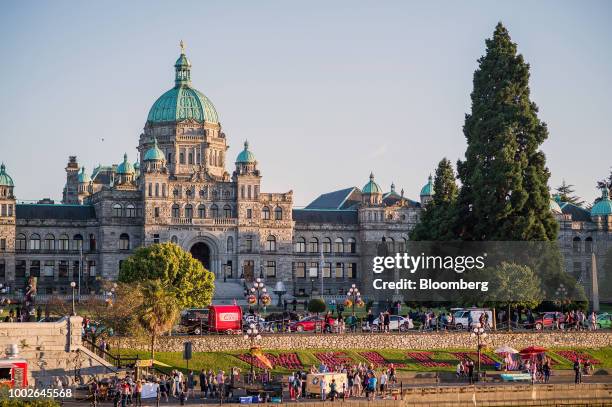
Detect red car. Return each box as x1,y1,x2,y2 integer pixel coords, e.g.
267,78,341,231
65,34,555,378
289,315,335,332
531,312,565,330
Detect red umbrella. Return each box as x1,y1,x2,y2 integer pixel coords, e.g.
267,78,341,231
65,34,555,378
519,346,547,355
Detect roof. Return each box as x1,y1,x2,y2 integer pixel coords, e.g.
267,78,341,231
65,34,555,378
420,175,433,196
236,141,256,163
362,173,382,194
591,188,612,217
117,153,135,174
0,163,14,187
16,204,97,221
144,137,165,161
293,209,358,225
305,187,360,210
78,167,91,183
559,201,591,222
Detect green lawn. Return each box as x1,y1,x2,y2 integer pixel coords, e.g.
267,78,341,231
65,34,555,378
113,346,612,374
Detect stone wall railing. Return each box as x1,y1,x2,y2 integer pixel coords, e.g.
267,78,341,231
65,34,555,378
109,331,612,353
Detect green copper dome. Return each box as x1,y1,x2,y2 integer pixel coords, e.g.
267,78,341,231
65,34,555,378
236,140,256,163
549,198,562,214
362,173,382,194
147,46,219,124
0,163,14,187
420,175,433,196
117,153,135,174
78,167,91,183
144,137,166,161
591,187,612,217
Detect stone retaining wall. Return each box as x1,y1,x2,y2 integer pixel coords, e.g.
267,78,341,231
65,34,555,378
110,331,612,352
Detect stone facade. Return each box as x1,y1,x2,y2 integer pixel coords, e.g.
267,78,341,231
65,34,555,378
0,47,610,303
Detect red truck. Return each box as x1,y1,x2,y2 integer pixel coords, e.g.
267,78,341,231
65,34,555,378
207,305,243,334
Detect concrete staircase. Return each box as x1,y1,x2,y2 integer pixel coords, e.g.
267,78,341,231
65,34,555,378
213,279,247,305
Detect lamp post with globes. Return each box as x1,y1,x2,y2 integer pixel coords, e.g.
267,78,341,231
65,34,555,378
70,281,77,316
555,283,570,315
244,323,262,383
471,322,487,379
248,278,270,315
346,284,361,316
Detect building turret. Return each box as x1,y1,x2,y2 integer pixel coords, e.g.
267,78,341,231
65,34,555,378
362,173,383,205
591,187,612,229
0,163,16,267
62,156,80,204
116,153,135,185
76,167,92,203
233,140,261,202
420,174,433,205
143,137,166,173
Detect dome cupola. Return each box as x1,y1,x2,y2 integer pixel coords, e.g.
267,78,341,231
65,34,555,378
362,172,382,195
0,163,14,187
591,187,612,218
117,153,135,174
420,174,433,197
236,140,256,163
549,198,562,215
78,167,91,183
146,41,219,124
144,137,166,161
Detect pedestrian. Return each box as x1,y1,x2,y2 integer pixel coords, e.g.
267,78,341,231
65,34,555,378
134,380,142,407
573,359,582,384
543,359,551,384
320,375,327,401
590,312,597,331
467,360,475,385
329,378,338,401
186,370,195,400
366,373,377,401
379,369,387,397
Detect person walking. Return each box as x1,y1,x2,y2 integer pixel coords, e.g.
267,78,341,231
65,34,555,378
574,359,582,384
329,379,338,401
133,380,142,407
320,376,327,401
467,360,475,385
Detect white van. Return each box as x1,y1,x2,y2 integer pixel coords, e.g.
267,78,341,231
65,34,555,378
451,308,493,330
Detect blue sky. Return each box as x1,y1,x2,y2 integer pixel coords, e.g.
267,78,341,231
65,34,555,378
0,1,610,206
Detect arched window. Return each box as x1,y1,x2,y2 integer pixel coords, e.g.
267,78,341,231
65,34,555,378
346,238,356,254
223,204,232,218
171,235,178,244
58,234,69,251
334,238,344,253
198,204,206,218
295,237,306,253
572,236,581,253
119,233,130,250
186,189,192,198
73,234,83,251
585,237,593,253
155,183,159,197
266,235,277,252
112,204,123,217
262,206,270,220
148,183,152,197
398,237,408,253
15,233,26,251
185,204,193,219
322,237,332,253
309,237,319,253
274,206,283,220
172,204,180,218
126,204,136,217
227,236,234,253
210,204,219,218
162,184,167,197
44,234,55,251
29,234,40,250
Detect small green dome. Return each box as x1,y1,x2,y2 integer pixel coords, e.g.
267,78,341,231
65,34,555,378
78,167,91,183
147,46,219,124
549,198,562,214
236,141,256,163
117,153,135,175
0,163,14,187
591,187,612,217
144,137,166,161
362,172,382,194
420,175,433,196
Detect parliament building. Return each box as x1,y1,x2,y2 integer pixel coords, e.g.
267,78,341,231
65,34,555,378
0,47,610,302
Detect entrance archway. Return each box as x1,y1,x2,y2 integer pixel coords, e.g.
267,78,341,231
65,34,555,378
190,242,211,271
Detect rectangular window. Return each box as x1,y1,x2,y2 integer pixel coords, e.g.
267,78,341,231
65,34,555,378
72,261,80,276
179,151,185,164
245,236,253,253
44,261,54,277
347,263,356,279
29,260,40,277
88,260,96,276
0,260,4,280
322,239,331,253
335,262,344,278
265,260,276,277
309,262,319,278
1,204,6,216
15,260,26,278
153,234,160,244
154,207,160,218
30,238,40,251
0,239,5,251
294,262,306,278
7,205,12,217
248,185,252,199
58,260,69,278
246,208,252,219
322,262,331,278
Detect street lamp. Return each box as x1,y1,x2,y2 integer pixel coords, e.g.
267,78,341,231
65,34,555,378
70,282,77,316
555,283,569,314
244,323,262,383
346,284,362,316
0,283,10,315
247,278,270,315
471,322,487,380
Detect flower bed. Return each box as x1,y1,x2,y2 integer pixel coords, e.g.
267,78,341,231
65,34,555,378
236,352,303,370
450,352,496,366
555,351,601,364
315,352,354,368
359,352,405,368
406,352,451,368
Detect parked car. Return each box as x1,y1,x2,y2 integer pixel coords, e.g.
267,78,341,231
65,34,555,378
451,308,493,330
289,315,335,332
531,312,565,330
180,308,209,335
363,315,414,332
596,313,612,329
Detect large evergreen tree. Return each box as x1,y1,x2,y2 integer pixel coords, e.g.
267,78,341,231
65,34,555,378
555,179,584,207
410,158,458,240
456,22,557,241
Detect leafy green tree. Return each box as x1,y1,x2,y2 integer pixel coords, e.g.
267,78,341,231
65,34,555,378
487,262,543,331
410,158,459,240
137,280,180,359
555,180,584,207
455,22,557,241
119,243,215,308
307,298,326,314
